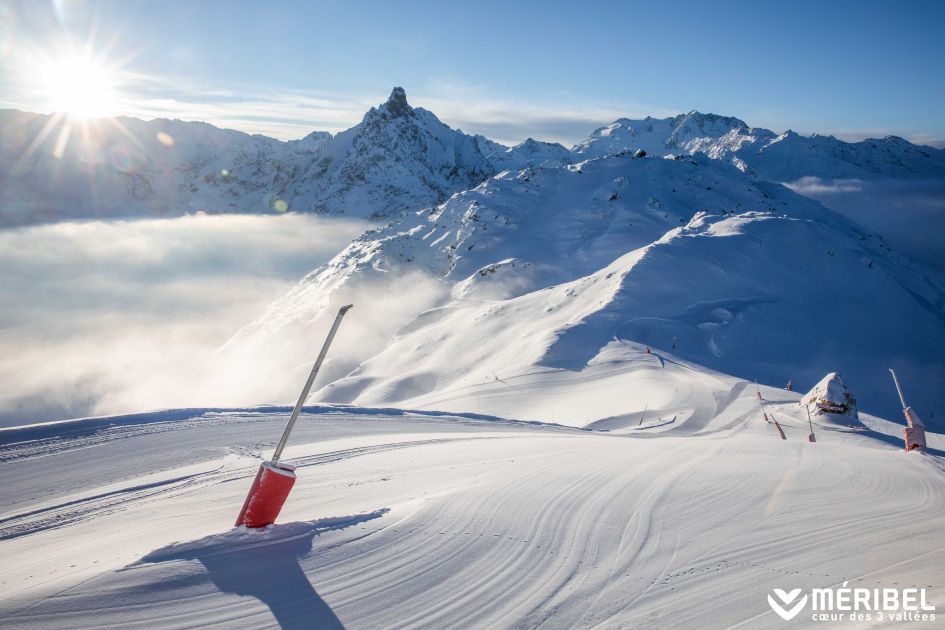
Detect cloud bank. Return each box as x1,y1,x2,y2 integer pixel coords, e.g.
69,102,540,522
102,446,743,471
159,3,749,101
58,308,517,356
0,214,366,426
784,177,945,271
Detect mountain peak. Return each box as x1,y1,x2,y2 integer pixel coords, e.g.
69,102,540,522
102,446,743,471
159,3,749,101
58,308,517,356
385,86,412,117
677,110,749,130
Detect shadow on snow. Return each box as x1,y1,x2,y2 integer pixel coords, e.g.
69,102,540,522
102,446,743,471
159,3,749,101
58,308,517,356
140,509,388,629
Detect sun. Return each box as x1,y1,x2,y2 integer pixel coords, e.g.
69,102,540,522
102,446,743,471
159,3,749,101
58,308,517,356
14,44,142,163
39,53,118,119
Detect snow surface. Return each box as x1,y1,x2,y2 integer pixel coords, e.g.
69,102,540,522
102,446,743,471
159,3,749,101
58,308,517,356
1,393,942,628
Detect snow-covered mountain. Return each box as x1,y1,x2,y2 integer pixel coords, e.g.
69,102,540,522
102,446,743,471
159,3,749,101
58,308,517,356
486,137,574,171
0,88,506,225
0,108,326,224
282,87,495,219
223,150,945,427
4,87,943,421
4,90,941,228
573,113,763,162
740,130,945,181
573,111,945,180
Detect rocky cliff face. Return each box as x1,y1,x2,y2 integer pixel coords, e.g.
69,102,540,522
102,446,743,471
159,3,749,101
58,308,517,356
281,87,496,219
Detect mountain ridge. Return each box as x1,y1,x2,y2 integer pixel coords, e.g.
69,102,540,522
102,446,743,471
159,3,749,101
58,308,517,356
219,148,945,426
2,88,942,227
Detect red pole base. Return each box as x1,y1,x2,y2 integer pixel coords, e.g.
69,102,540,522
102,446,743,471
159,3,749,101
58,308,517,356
235,461,297,528
904,426,927,452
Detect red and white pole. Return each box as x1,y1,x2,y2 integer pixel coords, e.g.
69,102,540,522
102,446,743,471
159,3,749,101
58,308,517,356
889,369,926,452
235,304,354,528
806,405,816,443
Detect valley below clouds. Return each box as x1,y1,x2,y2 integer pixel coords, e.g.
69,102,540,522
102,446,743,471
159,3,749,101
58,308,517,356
0,213,366,426
785,177,945,270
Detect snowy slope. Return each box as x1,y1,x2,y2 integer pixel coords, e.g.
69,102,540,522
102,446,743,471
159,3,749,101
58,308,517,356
1,394,943,629
223,151,945,427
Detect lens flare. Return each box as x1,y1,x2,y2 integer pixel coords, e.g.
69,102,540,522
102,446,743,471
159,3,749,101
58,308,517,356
39,52,117,119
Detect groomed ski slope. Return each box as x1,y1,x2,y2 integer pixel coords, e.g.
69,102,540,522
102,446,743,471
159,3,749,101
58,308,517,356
1,365,943,629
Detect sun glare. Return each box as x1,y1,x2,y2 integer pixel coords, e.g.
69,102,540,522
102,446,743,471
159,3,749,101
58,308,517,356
15,44,140,163
40,54,117,119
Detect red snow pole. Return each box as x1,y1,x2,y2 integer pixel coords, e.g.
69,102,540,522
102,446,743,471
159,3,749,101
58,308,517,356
235,304,354,528
889,369,926,452
235,461,297,528
806,405,816,443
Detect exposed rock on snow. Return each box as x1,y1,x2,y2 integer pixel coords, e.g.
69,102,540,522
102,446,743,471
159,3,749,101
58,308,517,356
384,86,412,117
801,372,859,422
284,87,497,220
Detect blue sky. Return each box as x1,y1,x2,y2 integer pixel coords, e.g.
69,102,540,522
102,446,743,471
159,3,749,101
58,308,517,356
1,0,943,146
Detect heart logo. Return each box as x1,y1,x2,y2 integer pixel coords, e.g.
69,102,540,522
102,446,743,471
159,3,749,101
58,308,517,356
768,588,808,621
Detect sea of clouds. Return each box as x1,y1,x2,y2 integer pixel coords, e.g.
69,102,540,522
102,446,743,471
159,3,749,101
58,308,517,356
0,213,366,426
784,177,945,271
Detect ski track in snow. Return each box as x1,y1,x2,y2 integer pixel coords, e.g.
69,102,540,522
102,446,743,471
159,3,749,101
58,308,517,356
0,397,943,629
0,436,501,542
0,405,548,464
